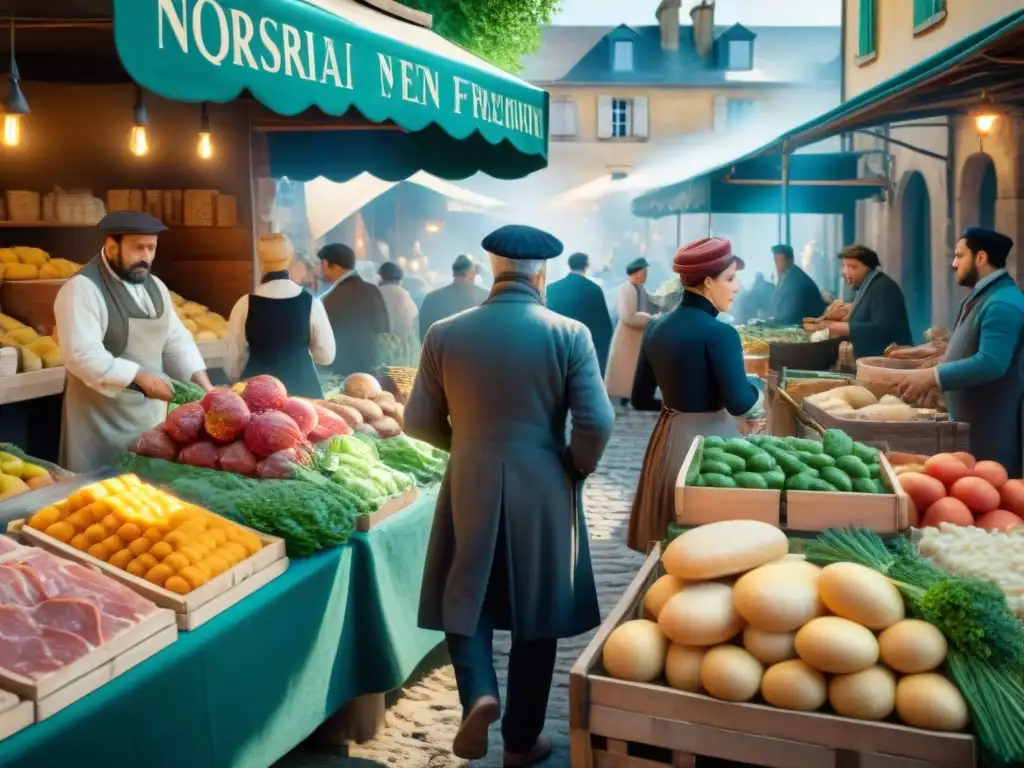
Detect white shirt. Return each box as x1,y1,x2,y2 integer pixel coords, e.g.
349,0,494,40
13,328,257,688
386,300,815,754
225,279,336,382
378,283,419,338
54,253,206,399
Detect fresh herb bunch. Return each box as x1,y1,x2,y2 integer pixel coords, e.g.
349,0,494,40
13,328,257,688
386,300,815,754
169,379,205,406
946,650,1024,764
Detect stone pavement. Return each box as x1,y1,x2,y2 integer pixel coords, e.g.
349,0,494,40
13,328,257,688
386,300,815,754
278,407,656,768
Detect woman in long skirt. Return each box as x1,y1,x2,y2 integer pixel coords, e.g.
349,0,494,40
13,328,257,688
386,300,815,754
627,238,760,553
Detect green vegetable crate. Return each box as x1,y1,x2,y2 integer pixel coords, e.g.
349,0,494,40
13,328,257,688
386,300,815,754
674,435,909,533
354,487,420,532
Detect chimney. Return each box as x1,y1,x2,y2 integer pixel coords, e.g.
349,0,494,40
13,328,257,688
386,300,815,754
656,0,682,52
690,0,715,61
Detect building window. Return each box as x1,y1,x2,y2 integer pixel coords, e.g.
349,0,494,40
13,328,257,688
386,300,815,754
726,99,755,127
611,99,630,137
857,0,877,64
913,0,946,34
550,98,577,138
598,95,649,140
726,39,753,70
612,40,634,72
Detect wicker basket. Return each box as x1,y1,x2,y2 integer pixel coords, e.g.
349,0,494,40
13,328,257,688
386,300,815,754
183,190,216,226
5,191,41,222
382,366,417,403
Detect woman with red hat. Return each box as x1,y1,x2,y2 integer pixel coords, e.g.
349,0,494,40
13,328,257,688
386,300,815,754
627,237,761,553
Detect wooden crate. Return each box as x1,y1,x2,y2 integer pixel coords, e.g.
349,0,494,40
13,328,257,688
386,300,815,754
802,400,970,456
0,367,67,406
674,438,909,534
355,488,420,532
11,520,288,631
0,608,176,720
0,690,33,740
568,545,977,768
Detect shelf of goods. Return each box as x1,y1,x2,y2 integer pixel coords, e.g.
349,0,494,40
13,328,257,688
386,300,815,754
675,431,909,534
568,518,1024,768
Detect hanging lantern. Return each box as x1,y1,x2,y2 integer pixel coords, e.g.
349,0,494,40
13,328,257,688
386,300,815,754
3,21,29,148
197,102,213,160
130,86,150,157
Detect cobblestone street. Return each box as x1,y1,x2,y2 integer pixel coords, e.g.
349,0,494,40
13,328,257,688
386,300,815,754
278,407,655,768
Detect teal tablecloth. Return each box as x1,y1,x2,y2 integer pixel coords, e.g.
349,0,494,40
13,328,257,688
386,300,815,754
0,488,442,768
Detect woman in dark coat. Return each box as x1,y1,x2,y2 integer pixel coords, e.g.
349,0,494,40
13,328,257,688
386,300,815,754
628,238,761,553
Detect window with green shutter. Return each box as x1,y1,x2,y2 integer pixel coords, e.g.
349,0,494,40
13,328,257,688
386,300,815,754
913,0,946,33
857,0,877,61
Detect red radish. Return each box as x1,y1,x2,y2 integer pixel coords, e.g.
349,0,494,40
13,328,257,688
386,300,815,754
974,509,1024,533
924,453,970,487
242,375,288,413
178,440,220,469
244,410,303,457
200,387,230,412
922,497,974,528
999,479,1024,516
949,476,1000,515
217,441,258,476
164,403,206,445
897,473,946,512
972,460,1008,489
281,398,318,436
951,451,976,469
133,427,178,462
203,390,251,443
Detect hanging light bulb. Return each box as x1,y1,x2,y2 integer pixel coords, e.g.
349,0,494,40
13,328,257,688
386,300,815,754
974,113,998,137
197,102,213,160
3,20,29,148
130,86,150,157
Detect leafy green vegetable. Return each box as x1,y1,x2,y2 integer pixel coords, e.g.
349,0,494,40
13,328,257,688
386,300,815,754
169,379,205,407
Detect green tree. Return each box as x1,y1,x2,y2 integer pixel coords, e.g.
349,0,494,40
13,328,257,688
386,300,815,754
397,0,561,73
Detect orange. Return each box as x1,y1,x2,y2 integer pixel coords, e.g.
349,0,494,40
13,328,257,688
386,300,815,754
103,495,133,523
101,514,121,532
54,500,70,515
149,541,174,561
162,552,190,572
143,527,164,543
44,521,75,543
108,549,134,570
178,566,208,590
196,532,219,550
144,563,173,586
164,576,191,595
136,553,159,571
28,507,61,530
224,526,243,543
84,523,108,543
214,547,240,568
88,542,109,561
222,542,248,563
126,558,148,577
129,537,153,556
101,534,124,553
69,533,91,552
208,528,228,544
175,545,202,565
164,531,190,549
193,560,214,578
66,510,95,531
201,554,230,577
117,523,142,542
238,531,263,555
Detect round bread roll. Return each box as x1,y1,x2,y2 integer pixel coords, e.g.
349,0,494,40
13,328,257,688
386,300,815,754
733,566,824,632
761,660,827,711
701,645,763,702
817,562,905,630
794,616,879,674
895,674,970,732
665,644,705,692
829,666,897,721
742,626,797,665
602,620,668,682
878,620,948,674
658,582,745,646
644,574,686,620
662,520,788,580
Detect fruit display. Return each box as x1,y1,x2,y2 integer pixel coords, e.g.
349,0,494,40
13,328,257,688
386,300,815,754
325,372,405,432
0,312,62,371
26,474,264,594
0,246,81,281
603,521,1024,763
168,291,227,342
0,448,61,501
687,430,889,495
804,385,925,421
0,544,160,679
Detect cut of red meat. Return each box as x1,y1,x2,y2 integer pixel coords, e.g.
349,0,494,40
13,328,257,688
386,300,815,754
0,635,61,679
0,564,45,607
0,604,37,638
38,626,91,667
32,599,104,647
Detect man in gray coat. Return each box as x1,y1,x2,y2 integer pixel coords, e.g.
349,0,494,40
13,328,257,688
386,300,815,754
404,224,615,767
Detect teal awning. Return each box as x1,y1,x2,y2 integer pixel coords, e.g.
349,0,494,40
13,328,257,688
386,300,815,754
632,153,884,219
111,0,548,179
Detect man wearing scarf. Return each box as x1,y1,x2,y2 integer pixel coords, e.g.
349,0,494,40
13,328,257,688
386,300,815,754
404,224,613,767
821,244,912,359
899,227,1024,476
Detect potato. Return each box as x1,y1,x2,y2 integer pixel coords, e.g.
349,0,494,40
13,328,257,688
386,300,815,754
329,394,383,422
370,417,401,438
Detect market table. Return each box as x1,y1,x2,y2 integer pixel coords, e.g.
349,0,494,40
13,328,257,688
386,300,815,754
0,487,443,768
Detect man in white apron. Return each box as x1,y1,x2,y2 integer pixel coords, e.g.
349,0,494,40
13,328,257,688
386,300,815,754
54,211,212,472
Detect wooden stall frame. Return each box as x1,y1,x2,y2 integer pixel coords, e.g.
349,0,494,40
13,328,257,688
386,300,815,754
355,488,420,532
673,438,780,526
568,545,977,768
0,367,67,406
10,520,288,630
0,692,33,741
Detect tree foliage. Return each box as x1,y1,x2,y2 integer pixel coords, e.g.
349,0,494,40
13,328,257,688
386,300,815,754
397,0,560,73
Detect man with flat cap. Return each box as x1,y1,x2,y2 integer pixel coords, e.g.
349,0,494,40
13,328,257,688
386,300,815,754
767,244,826,325
54,211,213,472
605,257,657,404
899,227,1024,475
318,243,388,376
404,224,614,766
813,244,913,359
546,252,615,375
418,253,488,341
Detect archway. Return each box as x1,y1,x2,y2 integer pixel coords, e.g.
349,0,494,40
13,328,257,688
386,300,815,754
900,171,932,343
979,160,997,230
960,152,998,231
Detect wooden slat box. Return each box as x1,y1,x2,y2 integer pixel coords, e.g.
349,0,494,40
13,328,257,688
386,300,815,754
0,690,33,741
568,545,977,768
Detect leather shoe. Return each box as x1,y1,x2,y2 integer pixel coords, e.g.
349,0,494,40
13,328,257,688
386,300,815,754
503,734,552,767
452,694,500,760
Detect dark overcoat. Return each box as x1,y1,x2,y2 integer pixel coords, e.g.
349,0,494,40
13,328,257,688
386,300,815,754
771,265,826,325
546,272,615,375
321,274,389,375
418,281,489,341
404,279,615,641
847,271,914,358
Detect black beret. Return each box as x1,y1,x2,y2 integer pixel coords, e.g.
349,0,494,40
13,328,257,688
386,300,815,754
481,224,563,260
378,261,403,282
626,257,649,275
963,226,1014,262
99,211,168,236
318,243,356,270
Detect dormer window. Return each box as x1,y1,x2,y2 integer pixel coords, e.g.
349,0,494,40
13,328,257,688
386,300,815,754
727,39,753,70
613,40,634,72
717,23,757,71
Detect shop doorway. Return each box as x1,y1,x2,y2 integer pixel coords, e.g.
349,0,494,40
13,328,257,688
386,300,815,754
900,171,933,343
979,160,997,230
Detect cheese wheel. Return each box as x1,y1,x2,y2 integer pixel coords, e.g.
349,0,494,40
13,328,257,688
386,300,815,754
878,620,948,674
700,645,763,702
817,562,905,630
658,582,745,646
895,674,970,732
664,644,705,692
794,617,879,674
662,520,788,580
829,666,897,720
733,566,824,632
644,574,686,620
742,626,796,665
761,660,827,711
601,620,668,682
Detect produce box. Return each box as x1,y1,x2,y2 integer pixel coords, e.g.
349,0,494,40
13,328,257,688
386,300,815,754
354,487,419,532
568,545,977,768
674,435,909,534
0,691,32,741
0,367,66,405
801,399,969,456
